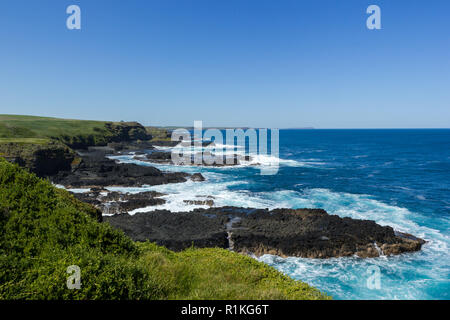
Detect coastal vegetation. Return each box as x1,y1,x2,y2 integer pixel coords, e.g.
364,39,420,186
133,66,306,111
0,115,171,176
0,115,168,148
0,159,330,300
145,126,172,142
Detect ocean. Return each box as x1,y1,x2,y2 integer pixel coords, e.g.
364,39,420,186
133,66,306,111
106,129,450,300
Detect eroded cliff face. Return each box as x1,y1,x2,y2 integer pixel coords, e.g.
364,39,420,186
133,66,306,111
0,122,154,176
51,150,190,188
0,141,77,176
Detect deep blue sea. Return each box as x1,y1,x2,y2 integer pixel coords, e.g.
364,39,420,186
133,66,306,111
106,129,450,300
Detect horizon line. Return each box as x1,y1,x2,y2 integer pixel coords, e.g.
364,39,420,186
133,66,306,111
1,114,448,130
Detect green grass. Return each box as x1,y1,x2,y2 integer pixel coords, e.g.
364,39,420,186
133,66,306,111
0,138,52,145
0,158,330,300
153,246,325,299
0,114,110,138
0,114,169,148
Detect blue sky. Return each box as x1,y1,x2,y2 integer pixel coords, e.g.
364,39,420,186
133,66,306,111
0,0,449,128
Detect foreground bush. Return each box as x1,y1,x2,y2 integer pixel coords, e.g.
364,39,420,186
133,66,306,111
0,159,329,300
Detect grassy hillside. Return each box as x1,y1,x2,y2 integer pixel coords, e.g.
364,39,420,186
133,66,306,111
0,115,112,141
0,115,159,148
0,158,329,300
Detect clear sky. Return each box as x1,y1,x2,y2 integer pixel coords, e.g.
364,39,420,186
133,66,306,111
0,0,449,128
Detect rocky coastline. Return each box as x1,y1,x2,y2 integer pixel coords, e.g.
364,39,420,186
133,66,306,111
104,207,425,259
51,147,193,188
3,138,426,259
133,150,253,167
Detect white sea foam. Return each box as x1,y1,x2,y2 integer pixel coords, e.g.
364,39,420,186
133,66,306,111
109,168,449,299
258,252,449,300
57,185,91,194
97,153,449,299
110,149,328,170
87,155,449,252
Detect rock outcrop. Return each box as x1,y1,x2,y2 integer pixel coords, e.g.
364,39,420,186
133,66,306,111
107,141,155,153
104,207,425,259
51,149,190,188
105,122,151,142
73,189,166,215
190,173,205,181
227,208,425,258
104,210,229,251
134,151,252,167
0,141,77,177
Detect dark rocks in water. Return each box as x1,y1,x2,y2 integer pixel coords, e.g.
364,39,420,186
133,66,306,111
107,141,155,153
149,140,180,147
104,206,425,259
227,208,425,258
178,141,215,147
137,150,252,167
142,151,172,163
197,153,252,166
104,211,229,251
190,173,205,182
150,140,214,148
51,150,190,188
73,189,166,215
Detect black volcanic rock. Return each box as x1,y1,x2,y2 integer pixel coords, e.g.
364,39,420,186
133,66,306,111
149,140,214,148
191,173,205,181
51,150,189,188
227,208,425,258
107,141,155,153
73,190,166,215
103,207,425,259
149,140,180,147
143,151,172,162
135,151,252,167
104,211,229,251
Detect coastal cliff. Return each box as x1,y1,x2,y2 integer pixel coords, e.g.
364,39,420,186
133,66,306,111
0,115,169,177
0,140,77,176
0,115,427,298
0,115,154,149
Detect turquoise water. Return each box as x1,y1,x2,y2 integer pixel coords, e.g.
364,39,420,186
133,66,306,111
109,129,450,300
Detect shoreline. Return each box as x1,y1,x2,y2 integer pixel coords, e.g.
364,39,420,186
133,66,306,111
48,144,425,260
1,116,447,299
